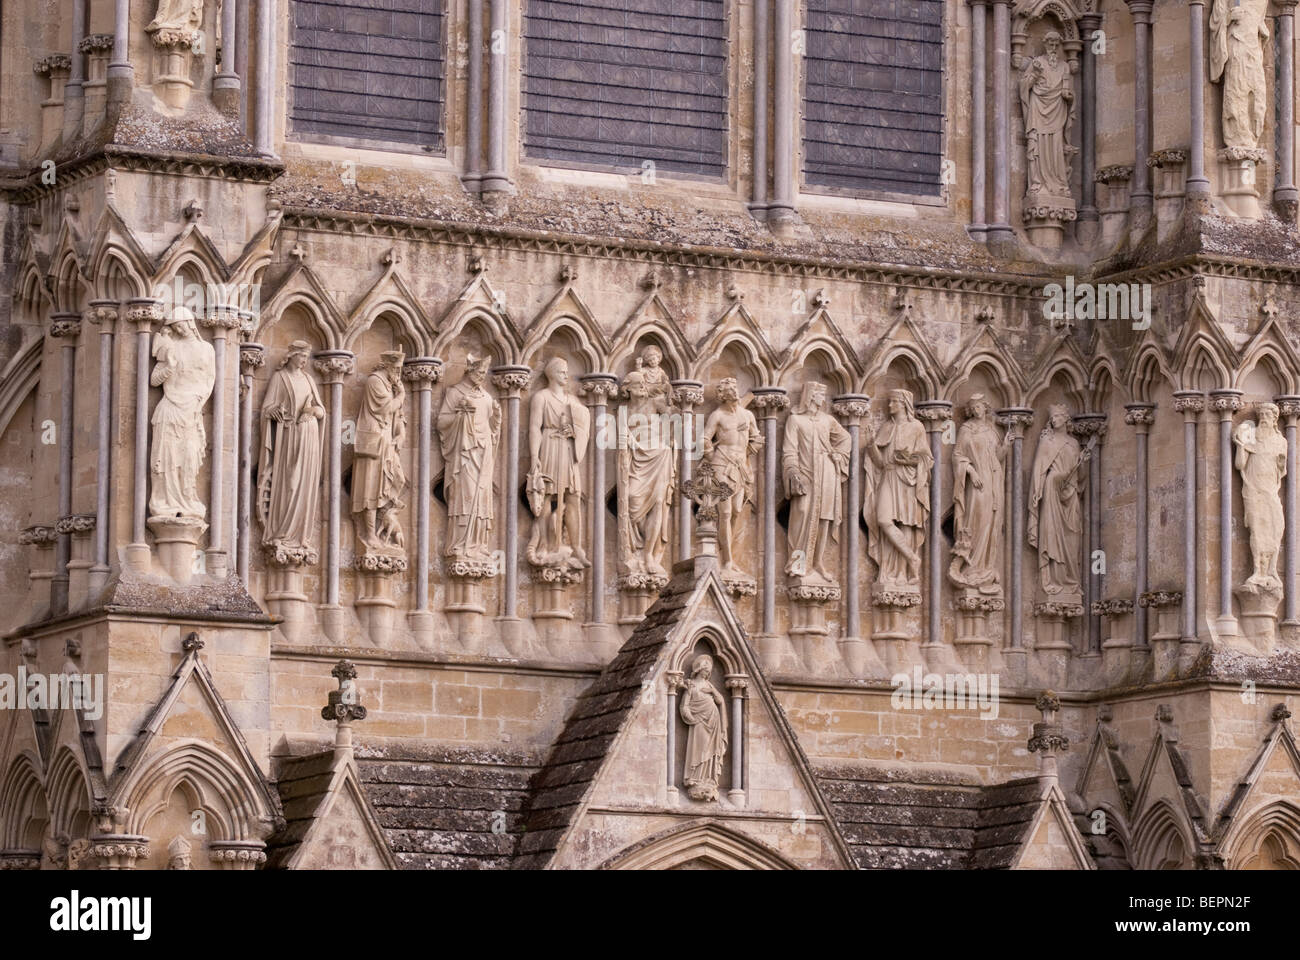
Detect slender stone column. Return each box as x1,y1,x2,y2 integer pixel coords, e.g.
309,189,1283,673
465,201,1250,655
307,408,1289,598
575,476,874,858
917,401,953,651
214,0,241,104
725,676,748,804
769,0,796,227
481,0,513,195
314,351,354,640
201,305,242,578
87,300,119,595
580,374,618,626
124,298,162,573
988,0,1013,243
254,0,275,155
751,388,789,636
1186,0,1212,196
997,408,1033,652
1127,1,1155,222
1173,391,1206,642
63,0,87,138
672,380,704,560
665,672,684,802
107,0,133,86
1125,403,1156,645
1077,11,1103,233
237,343,265,582
50,313,82,614
237,0,250,125
750,0,770,218
1275,1,1300,217
492,366,531,621
969,0,989,239
464,0,484,191
1071,413,1107,653
1277,396,1300,625
1210,388,1243,635
832,395,870,642
403,358,442,620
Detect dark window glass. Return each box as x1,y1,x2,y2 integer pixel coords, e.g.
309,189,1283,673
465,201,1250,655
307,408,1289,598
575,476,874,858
290,0,445,151
523,0,727,177
803,0,944,197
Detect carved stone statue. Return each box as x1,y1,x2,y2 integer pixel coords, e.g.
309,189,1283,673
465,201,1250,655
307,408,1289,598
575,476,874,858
1017,31,1075,203
527,357,591,571
949,394,1007,594
617,345,676,581
700,377,763,581
257,341,326,563
1028,404,1088,607
1233,402,1288,589
680,654,727,802
782,381,851,583
865,388,932,595
148,306,215,522
166,835,193,870
1210,0,1269,151
147,0,203,35
437,354,501,565
352,350,407,558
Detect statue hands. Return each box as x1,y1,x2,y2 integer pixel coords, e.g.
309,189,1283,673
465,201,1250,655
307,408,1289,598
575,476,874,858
786,472,807,498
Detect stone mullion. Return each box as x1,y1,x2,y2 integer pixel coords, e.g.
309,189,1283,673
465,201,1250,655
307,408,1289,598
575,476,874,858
50,311,82,614
751,387,789,638
1277,396,1300,625
314,350,355,641
1210,389,1243,636
1173,391,1206,643
1125,403,1157,646
238,343,266,582
672,380,704,561
87,299,119,595
492,365,531,623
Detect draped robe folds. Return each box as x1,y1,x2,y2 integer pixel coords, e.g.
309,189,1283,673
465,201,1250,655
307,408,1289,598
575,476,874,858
1028,429,1084,603
680,678,727,795
149,334,215,521
437,380,500,561
1235,421,1287,582
1210,0,1269,150
865,416,933,588
531,389,590,500
352,371,406,513
257,367,325,555
950,419,1004,591
618,371,676,574
781,410,851,575
147,0,203,33
1018,52,1074,199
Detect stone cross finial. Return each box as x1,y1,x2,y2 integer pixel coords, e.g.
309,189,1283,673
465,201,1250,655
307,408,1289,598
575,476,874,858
182,631,204,653
322,660,367,757
1028,690,1068,785
682,459,735,567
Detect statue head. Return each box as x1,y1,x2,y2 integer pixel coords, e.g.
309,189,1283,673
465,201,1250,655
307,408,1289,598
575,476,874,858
639,344,663,370
888,388,916,420
1048,403,1071,429
545,356,569,387
1258,401,1280,429
1043,30,1062,56
167,835,192,870
966,393,990,419
690,653,713,678
161,304,199,339
465,353,488,387
282,340,312,370
798,381,827,414
717,377,740,404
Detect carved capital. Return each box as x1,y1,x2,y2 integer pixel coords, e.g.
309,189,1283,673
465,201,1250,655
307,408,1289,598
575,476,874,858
19,524,58,547
1139,590,1183,608
200,303,243,332
208,844,268,867
1218,146,1266,164
1274,395,1300,421
312,350,355,384
85,298,120,327
239,342,266,374
915,400,953,429
670,379,705,408
55,514,96,536
1209,388,1244,417
125,297,165,329
579,373,619,404
1095,164,1134,185
724,675,749,693
994,407,1034,437
1069,412,1108,439
491,364,532,396
750,386,789,419
832,393,871,423
34,54,72,77
1092,598,1135,617
665,671,686,693
1028,724,1070,754
49,311,82,339
402,356,444,387
1147,148,1187,169
1123,403,1156,428
1172,390,1206,416
79,33,115,54
1035,600,1084,618
356,554,408,574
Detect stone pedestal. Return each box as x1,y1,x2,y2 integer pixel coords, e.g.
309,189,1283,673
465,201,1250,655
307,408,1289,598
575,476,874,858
1095,598,1135,686
79,34,113,136
1218,149,1266,219
34,56,70,150
1140,590,1183,681
1022,198,1077,252
788,581,840,638
19,525,56,622
445,561,495,652
872,587,922,675
320,604,347,643
265,551,316,643
1149,150,1187,243
1235,579,1284,656
148,30,199,110
356,555,406,646
533,565,582,658
617,573,668,626
407,611,435,651
148,517,207,585
1033,602,1081,689
954,593,1003,671
1095,165,1133,247
89,836,150,871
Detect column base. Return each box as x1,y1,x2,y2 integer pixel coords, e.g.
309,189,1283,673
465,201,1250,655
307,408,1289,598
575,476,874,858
407,610,435,651
1234,579,1283,655
355,556,406,647
581,621,623,663
320,604,347,643
1101,636,1134,686
87,564,110,601
205,548,229,580
266,564,311,643
493,616,533,659
124,542,151,576
147,517,207,585
754,632,802,676
838,635,887,678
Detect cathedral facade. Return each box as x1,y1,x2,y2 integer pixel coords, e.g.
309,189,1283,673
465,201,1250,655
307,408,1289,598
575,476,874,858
1,0,1299,870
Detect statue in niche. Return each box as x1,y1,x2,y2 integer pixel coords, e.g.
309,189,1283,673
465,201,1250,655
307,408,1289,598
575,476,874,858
351,350,407,557
1233,402,1288,589
865,388,932,594
1028,404,1089,606
1017,30,1075,203
527,357,591,571
1210,0,1269,151
148,306,215,522
949,394,1008,594
782,381,851,583
700,378,763,580
257,341,326,563
147,0,203,35
680,654,727,802
437,354,501,566
617,345,676,581
166,836,193,870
